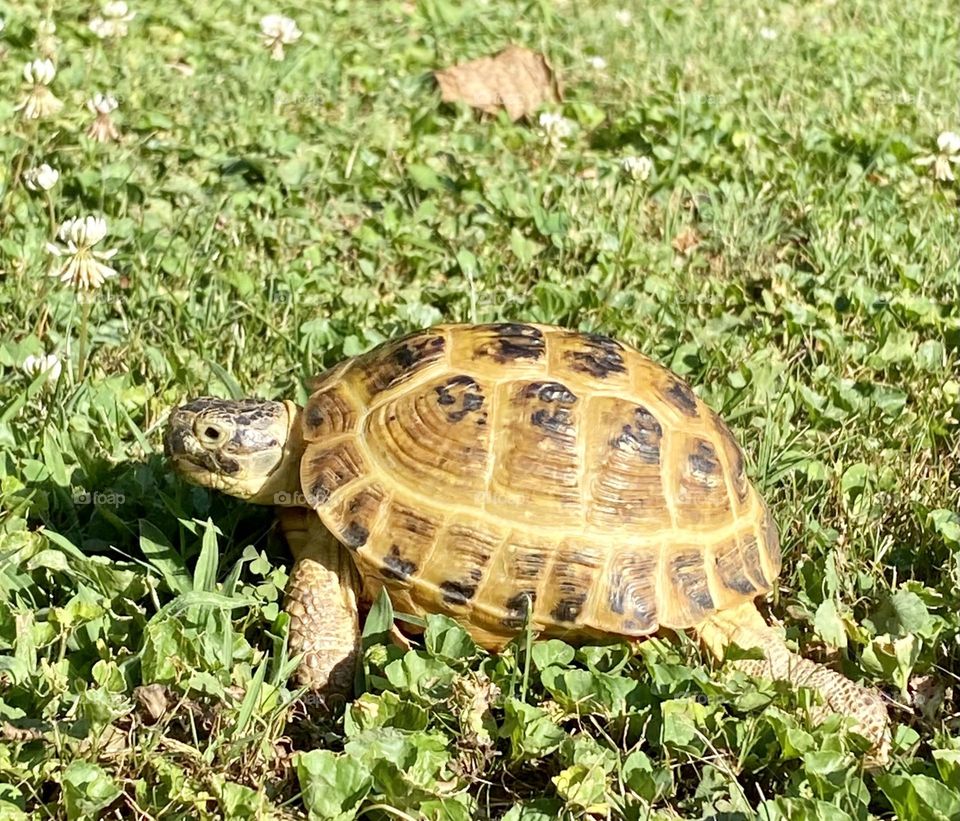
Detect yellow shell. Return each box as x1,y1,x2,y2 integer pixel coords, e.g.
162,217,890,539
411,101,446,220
299,323,780,649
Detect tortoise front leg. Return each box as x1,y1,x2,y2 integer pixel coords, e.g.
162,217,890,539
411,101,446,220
277,508,360,702
695,601,891,766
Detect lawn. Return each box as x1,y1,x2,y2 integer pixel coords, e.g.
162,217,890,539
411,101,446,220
1,0,959,818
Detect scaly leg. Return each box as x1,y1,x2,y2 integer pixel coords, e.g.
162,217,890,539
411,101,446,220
696,601,891,766
277,508,360,702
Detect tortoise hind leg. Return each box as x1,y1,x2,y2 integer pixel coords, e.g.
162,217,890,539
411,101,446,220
277,508,361,703
695,601,891,766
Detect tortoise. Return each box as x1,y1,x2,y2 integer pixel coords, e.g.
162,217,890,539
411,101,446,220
164,322,890,761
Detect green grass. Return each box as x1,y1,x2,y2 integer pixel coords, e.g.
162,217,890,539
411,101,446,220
1,0,959,817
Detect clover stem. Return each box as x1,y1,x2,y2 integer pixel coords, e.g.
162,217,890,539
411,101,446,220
45,192,56,239
77,296,91,381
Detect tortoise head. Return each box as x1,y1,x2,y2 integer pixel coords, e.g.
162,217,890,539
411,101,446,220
164,397,303,504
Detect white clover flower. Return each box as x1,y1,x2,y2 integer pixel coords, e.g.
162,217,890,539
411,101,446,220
24,163,60,192
620,154,653,182
90,1,135,38
260,14,302,60
915,130,960,182
46,216,119,290
0,18,6,33
587,56,607,71
16,59,63,120
24,58,56,85
88,93,119,115
22,354,62,383
614,9,632,25
89,18,110,37
539,112,575,148
937,131,960,155
103,1,131,17
86,93,120,142
759,26,778,40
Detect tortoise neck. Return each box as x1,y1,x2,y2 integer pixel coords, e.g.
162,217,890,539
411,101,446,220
249,401,305,505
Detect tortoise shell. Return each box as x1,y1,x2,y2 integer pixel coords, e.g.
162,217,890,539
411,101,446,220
299,323,780,649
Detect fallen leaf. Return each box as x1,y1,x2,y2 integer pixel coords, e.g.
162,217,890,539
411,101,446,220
909,674,946,720
434,45,561,121
1,721,46,742
135,683,170,724
671,227,701,256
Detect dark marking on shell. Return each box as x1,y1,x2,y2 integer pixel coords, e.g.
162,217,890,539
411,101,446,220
444,525,498,577
512,551,545,580
612,405,662,463
439,579,479,606
671,552,715,613
607,554,658,628
531,408,571,435
445,374,477,387
551,592,588,623
475,323,545,363
583,332,623,349
460,392,485,413
303,389,358,438
666,377,698,416
394,334,445,369
608,577,625,614
463,392,484,408
305,404,325,429
435,385,457,406
502,591,536,628
366,332,446,394
724,572,757,595
308,479,330,505
434,376,485,423
566,333,627,379
305,445,363,507
524,381,577,405
341,522,369,549
382,545,417,582
714,542,757,595
689,441,720,478
397,510,436,537
393,343,420,368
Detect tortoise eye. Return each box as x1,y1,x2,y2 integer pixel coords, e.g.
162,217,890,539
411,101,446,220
197,422,229,446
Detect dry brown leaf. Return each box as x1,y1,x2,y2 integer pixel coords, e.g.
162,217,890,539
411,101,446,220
1,721,46,742
134,683,170,724
909,673,947,720
434,45,561,121
672,227,702,256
